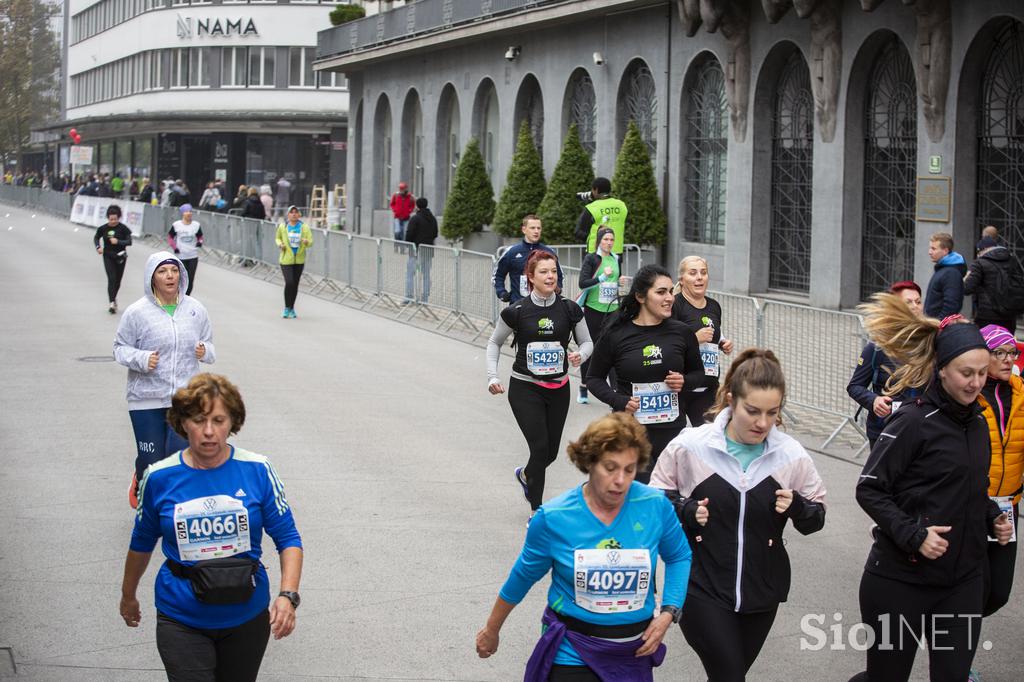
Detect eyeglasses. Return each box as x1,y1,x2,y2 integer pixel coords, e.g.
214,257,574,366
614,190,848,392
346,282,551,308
991,349,1021,361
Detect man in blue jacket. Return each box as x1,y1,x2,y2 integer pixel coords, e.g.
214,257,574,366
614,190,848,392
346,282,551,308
924,231,966,319
492,214,563,304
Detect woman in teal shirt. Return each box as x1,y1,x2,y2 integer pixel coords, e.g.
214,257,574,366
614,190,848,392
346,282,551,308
577,228,622,404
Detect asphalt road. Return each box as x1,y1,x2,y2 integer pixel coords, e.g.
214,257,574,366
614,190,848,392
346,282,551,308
0,202,1020,681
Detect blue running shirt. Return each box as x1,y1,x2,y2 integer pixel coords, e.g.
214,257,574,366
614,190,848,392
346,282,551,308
499,482,691,665
130,446,303,629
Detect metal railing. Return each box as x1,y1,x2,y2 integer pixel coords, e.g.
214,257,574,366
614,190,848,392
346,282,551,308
317,0,566,60
4,188,873,456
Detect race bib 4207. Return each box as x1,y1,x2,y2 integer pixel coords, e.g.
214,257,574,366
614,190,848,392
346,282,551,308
174,495,251,562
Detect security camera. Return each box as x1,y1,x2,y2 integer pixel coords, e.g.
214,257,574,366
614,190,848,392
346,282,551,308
593,51,605,66
505,46,521,61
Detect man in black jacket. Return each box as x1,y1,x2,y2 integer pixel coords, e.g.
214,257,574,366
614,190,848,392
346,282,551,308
964,235,1022,333
404,197,438,304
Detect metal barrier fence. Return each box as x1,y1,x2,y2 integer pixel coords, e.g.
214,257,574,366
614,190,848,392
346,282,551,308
4,189,872,454
495,243,649,275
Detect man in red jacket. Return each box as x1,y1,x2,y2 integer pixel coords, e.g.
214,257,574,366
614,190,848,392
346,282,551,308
389,181,416,242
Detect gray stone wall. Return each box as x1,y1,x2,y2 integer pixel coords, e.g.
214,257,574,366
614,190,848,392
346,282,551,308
339,0,1024,309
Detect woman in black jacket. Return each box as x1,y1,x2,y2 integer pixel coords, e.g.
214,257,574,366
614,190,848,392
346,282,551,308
852,296,1015,682
241,187,267,220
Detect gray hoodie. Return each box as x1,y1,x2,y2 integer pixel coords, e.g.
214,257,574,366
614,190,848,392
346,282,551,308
113,251,216,409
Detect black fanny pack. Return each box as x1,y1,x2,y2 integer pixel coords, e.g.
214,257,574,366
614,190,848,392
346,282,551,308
166,556,259,605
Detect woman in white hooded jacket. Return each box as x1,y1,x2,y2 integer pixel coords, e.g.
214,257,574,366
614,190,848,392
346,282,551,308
114,251,216,507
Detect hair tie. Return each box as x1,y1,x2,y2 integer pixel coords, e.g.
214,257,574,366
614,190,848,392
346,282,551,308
938,314,964,330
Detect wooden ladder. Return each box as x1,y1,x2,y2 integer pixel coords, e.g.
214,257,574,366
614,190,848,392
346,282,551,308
309,185,327,228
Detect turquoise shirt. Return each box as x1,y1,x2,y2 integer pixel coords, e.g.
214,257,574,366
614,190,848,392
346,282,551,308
725,434,766,472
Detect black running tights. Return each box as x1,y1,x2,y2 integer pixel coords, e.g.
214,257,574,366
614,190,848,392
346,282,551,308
281,263,304,308
508,378,570,510
850,570,983,682
103,255,126,303
680,597,778,681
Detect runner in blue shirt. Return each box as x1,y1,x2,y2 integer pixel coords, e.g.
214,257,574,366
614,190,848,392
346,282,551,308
475,413,692,681
119,373,303,682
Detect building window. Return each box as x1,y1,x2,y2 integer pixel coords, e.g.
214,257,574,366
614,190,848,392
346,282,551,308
768,50,814,293
289,47,315,88
683,57,728,245
318,71,347,90
222,47,247,87
976,20,1024,269
566,69,596,156
860,38,917,301
189,48,211,87
171,48,189,89
248,47,275,87
619,59,658,158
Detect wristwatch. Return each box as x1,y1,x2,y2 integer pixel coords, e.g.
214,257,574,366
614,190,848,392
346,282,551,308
278,591,301,609
659,605,682,624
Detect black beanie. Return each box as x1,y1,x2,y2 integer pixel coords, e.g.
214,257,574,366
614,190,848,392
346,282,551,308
935,322,987,369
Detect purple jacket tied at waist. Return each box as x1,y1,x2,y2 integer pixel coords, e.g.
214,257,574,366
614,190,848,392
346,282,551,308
524,607,665,682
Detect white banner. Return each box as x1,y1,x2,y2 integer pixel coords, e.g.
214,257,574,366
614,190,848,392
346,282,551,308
70,196,146,236
69,145,94,165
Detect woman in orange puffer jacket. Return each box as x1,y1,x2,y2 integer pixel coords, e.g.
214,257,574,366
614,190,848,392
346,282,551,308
978,324,1024,616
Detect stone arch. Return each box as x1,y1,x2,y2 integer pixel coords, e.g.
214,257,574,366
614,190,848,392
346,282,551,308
372,93,392,209
400,88,423,196
680,51,728,246
616,58,658,158
562,67,597,156
435,83,460,210
513,73,544,154
472,78,500,181
847,32,918,301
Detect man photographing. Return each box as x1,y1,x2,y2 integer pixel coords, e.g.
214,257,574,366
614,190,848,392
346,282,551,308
574,176,627,256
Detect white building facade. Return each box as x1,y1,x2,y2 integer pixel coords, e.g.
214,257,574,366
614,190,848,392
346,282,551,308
50,0,353,206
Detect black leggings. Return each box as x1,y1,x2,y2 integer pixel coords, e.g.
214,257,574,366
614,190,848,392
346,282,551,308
156,610,270,682
548,665,599,681
982,502,1019,617
851,570,984,682
182,257,198,296
680,596,778,681
579,307,612,393
103,255,126,302
508,378,570,510
683,380,718,427
635,425,683,484
281,263,304,308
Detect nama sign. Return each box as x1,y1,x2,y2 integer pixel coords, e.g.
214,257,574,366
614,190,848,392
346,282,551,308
177,14,259,38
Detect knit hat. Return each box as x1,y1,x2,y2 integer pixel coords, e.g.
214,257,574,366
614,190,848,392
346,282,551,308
179,203,193,214
976,236,998,251
935,317,988,368
980,324,1017,351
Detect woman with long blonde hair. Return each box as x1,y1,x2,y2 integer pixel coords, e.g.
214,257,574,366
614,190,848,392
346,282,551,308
851,295,1014,682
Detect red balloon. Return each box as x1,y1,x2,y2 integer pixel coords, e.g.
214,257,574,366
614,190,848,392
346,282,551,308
73,134,82,144
69,128,77,137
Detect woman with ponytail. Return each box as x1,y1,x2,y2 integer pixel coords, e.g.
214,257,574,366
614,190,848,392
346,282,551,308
649,349,827,681
584,265,705,482
851,295,1014,682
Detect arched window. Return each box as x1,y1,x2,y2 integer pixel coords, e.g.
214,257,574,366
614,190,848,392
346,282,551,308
473,80,500,182
860,38,917,301
352,99,363,216
683,56,728,245
514,74,544,154
436,84,460,210
566,69,597,156
769,51,814,293
976,20,1024,262
373,95,392,209
618,59,658,157
401,90,423,195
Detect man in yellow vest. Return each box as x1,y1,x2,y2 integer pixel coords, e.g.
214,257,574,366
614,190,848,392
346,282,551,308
574,176,627,255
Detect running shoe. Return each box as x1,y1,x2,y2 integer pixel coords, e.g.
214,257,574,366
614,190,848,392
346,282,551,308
514,466,529,503
109,301,117,314
968,670,983,682
128,472,138,510
577,392,589,404
282,307,290,318
288,308,297,319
